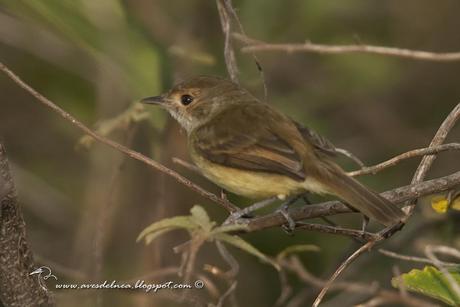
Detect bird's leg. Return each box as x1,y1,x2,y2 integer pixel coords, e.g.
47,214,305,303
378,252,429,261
360,215,370,239
277,195,303,234
220,189,229,201
224,196,278,225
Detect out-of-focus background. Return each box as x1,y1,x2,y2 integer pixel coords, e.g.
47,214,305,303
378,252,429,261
0,1,459,306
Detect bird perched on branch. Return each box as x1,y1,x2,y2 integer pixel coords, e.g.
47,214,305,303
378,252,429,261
142,76,406,228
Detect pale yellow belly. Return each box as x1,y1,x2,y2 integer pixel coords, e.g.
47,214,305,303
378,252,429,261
191,153,328,200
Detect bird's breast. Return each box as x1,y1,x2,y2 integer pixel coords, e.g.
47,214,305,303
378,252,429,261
190,149,306,200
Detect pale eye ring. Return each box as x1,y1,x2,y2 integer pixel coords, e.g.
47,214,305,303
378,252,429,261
180,94,194,105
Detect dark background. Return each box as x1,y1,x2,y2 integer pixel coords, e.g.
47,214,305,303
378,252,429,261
0,1,459,306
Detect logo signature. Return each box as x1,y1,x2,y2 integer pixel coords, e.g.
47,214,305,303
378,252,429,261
30,266,57,291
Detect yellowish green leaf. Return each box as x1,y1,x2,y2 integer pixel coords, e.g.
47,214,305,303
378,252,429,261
214,233,280,271
190,205,215,232
137,216,197,243
276,244,320,261
392,266,460,306
211,224,249,235
144,228,175,245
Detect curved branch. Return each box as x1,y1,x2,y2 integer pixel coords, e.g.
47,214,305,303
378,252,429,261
406,103,460,215
349,143,460,177
244,171,460,232
235,33,460,62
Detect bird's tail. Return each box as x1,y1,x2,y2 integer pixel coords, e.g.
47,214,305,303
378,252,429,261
315,163,406,226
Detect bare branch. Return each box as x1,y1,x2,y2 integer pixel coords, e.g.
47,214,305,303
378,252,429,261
379,248,459,267
234,33,460,62
0,61,239,214
335,148,365,168
244,171,460,233
349,143,460,177
293,222,378,242
282,257,436,307
216,0,239,83
172,157,201,173
406,103,460,215
313,241,374,307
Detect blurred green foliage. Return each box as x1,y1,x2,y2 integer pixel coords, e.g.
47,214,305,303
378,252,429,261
392,265,460,306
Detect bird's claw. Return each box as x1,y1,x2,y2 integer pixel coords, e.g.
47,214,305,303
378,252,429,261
278,204,296,234
223,210,253,226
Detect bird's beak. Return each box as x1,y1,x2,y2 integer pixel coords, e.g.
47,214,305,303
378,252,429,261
141,95,166,105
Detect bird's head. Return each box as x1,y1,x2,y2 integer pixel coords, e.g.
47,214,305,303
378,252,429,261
141,76,248,132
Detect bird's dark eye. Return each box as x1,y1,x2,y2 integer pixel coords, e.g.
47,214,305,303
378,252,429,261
180,94,194,105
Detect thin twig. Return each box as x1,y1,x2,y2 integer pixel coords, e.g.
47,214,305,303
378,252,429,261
392,265,408,299
244,171,460,233
379,248,459,267
172,157,201,173
234,33,460,62
282,256,436,307
216,241,239,279
294,222,377,242
335,148,365,168
216,0,239,83
0,61,239,214
349,143,460,177
215,281,238,307
406,103,460,215
222,0,268,100
215,242,239,307
313,241,374,307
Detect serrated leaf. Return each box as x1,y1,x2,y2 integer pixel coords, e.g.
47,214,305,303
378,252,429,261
137,216,197,243
392,266,460,306
276,244,320,261
215,233,280,271
190,205,214,232
431,196,449,214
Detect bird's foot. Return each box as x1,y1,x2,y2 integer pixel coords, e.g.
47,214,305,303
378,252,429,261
223,211,253,226
223,196,278,225
278,204,296,235
276,195,302,234
359,215,370,240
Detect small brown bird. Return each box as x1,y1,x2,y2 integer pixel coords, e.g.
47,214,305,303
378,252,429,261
142,76,405,226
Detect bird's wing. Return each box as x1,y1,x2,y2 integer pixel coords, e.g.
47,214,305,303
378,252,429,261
293,121,337,157
191,104,307,181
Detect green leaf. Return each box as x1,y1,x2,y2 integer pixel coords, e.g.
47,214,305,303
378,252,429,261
276,244,320,261
137,216,197,243
392,266,460,306
215,233,280,271
211,224,249,235
190,205,215,233
144,228,175,245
